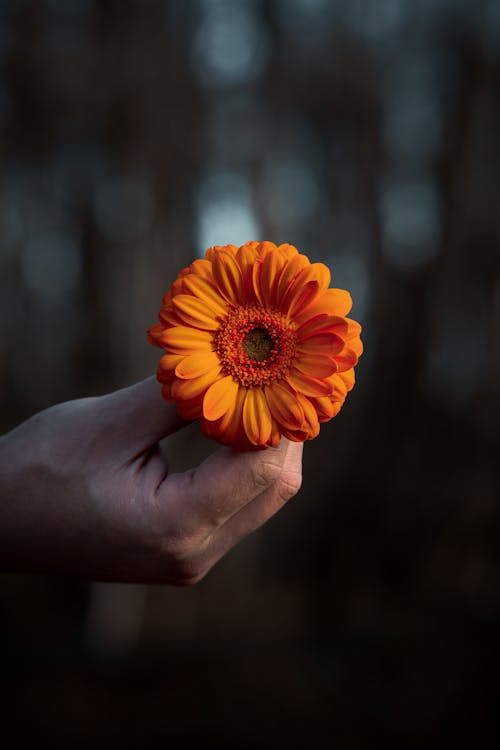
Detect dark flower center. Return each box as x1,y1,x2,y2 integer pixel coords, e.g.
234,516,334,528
215,304,297,387
242,327,273,362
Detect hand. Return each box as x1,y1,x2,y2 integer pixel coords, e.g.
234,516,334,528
0,378,302,584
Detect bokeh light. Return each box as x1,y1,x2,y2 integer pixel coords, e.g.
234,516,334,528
190,3,270,88
195,170,261,252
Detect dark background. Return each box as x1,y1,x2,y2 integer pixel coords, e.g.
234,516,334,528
1,0,500,747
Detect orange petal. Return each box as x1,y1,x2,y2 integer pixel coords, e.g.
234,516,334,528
329,373,348,398
160,353,184,371
182,275,228,317
176,395,204,421
251,259,264,305
265,382,305,430
259,249,286,306
296,393,320,439
161,382,173,401
175,351,220,379
338,368,356,392
219,388,246,445
281,279,320,319
203,375,239,421
344,317,362,340
147,322,165,348
212,250,244,304
268,417,282,446
349,336,364,357
309,262,331,291
188,258,213,279
293,288,353,325
294,353,337,378
324,288,353,316
159,305,181,326
287,368,334,397
276,253,310,303
205,244,238,262
160,326,214,353
297,332,344,356
171,365,222,400
172,294,222,330
297,314,348,340
277,243,299,260
242,388,272,445
236,243,259,302
310,396,340,422
279,263,327,315
334,348,359,372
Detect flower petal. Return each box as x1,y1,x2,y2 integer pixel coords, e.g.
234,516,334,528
175,351,220,379
296,394,320,438
160,326,214,353
294,353,337,378
212,250,244,304
176,395,204,421
279,263,329,316
334,348,359,372
297,332,344,356
188,258,213,279
338,368,356,392
293,288,353,325
265,382,305,430
276,253,310,303
287,368,334,397
242,388,272,445
172,294,222,330
171,365,222,400
344,317,362,340
259,249,286,306
277,243,299,260
182,275,228,317
206,244,238,262
297,314,348,340
236,243,259,302
216,386,246,444
310,396,342,422
159,305,181,326
203,375,239,421
281,279,320,318
160,353,184,372
147,322,165,347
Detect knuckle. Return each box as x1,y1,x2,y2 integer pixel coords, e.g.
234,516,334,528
276,470,303,503
175,567,206,587
159,533,211,586
253,459,283,492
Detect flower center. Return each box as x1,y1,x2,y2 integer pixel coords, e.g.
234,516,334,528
215,304,297,388
242,328,273,362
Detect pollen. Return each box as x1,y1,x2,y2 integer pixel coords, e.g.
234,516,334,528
215,304,298,387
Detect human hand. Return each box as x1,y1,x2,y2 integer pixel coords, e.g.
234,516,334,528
0,378,302,584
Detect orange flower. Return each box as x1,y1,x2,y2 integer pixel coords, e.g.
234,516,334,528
148,242,363,450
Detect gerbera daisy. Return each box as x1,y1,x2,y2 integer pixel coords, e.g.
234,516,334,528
148,242,362,450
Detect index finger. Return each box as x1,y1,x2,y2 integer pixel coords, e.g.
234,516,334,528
157,438,303,534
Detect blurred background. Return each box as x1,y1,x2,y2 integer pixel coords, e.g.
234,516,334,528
1,0,500,747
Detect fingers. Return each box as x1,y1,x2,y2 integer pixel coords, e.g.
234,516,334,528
97,377,188,447
158,438,303,538
195,452,303,580
154,438,303,585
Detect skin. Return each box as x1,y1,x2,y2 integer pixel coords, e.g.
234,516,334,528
0,378,303,584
